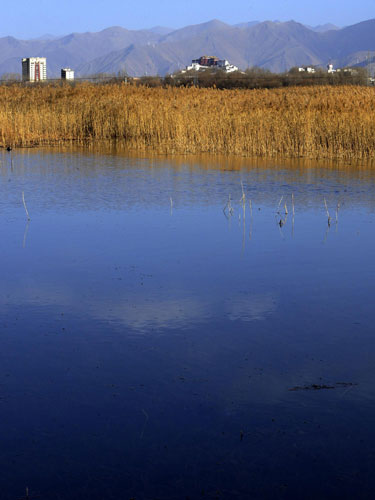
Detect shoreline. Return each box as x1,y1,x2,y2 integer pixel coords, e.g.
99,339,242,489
3,143,375,172
1,84,375,161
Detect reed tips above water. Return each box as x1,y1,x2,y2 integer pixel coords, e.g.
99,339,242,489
1,83,375,160
324,197,332,226
22,191,31,221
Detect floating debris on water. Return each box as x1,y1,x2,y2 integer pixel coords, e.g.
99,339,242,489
289,382,358,391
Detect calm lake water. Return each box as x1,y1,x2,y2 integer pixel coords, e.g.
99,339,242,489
1,147,375,499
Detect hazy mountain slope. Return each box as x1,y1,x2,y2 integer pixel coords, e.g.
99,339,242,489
0,26,161,77
235,21,340,32
0,36,47,75
78,25,248,76
148,26,174,36
160,19,233,43
237,21,323,70
234,21,260,29
42,27,161,74
0,57,26,76
31,34,61,41
320,19,375,65
1,19,375,78
78,21,241,76
79,20,324,76
306,23,340,32
0,36,46,61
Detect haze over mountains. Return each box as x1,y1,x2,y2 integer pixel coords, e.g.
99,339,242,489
0,18,374,78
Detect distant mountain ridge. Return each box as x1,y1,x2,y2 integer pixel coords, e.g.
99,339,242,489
0,19,374,78
305,23,340,32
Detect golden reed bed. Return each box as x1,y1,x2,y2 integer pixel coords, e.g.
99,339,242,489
1,83,375,159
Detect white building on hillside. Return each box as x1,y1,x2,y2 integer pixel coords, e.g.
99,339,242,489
298,66,316,73
183,56,238,74
22,57,47,82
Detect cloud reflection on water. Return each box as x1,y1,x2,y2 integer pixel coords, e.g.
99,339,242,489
0,285,278,333
225,293,277,322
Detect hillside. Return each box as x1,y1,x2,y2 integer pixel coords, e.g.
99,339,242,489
1,19,375,77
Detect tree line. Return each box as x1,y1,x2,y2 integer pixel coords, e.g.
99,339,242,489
0,66,373,89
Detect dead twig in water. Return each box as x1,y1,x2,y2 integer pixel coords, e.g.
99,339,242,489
292,193,295,217
239,180,246,205
324,198,331,226
23,222,30,249
277,213,288,239
277,196,283,213
240,181,246,222
291,193,295,237
289,382,357,392
336,201,341,224
223,194,234,216
140,409,149,439
18,486,40,499
22,191,31,221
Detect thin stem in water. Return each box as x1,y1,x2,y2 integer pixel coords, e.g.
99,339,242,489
22,191,31,221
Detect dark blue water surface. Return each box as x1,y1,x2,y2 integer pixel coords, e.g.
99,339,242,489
1,147,375,499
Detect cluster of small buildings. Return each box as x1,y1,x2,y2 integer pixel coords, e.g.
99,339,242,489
183,57,363,77
21,57,74,82
298,63,359,74
19,56,373,83
182,55,239,74
298,66,316,73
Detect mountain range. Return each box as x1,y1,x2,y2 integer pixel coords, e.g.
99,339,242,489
0,19,374,78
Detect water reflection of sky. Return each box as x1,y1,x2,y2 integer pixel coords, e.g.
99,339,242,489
1,148,375,215
1,148,375,499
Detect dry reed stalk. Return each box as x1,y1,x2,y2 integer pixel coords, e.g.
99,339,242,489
22,191,30,221
223,194,234,216
240,181,245,200
240,181,246,219
336,201,341,223
292,193,295,216
324,197,332,226
23,222,29,249
277,196,283,212
0,84,375,159
140,409,149,439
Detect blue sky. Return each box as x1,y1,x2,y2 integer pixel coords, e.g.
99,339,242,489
1,0,374,38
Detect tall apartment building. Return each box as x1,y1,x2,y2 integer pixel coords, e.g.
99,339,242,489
22,57,47,82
